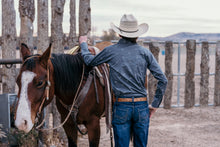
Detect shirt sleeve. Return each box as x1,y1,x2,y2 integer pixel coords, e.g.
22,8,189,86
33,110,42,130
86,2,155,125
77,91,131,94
147,51,168,108
80,42,112,66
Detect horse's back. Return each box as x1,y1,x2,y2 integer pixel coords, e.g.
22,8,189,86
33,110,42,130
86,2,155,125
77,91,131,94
95,41,113,51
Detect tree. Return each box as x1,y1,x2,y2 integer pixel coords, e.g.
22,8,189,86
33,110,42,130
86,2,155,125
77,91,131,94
101,29,119,41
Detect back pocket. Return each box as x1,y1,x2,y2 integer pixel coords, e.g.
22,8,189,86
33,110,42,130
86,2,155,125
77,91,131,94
138,107,149,123
112,106,129,124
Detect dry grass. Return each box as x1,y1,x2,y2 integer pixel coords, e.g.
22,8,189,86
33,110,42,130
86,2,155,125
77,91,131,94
0,124,6,139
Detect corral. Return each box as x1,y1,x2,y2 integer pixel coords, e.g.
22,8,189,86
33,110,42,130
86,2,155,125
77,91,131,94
0,0,220,146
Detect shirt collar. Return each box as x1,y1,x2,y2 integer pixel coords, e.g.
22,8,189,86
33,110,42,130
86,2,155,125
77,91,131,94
118,38,137,44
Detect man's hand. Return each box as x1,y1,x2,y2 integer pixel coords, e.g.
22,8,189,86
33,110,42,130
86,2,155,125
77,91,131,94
79,36,87,44
149,105,157,118
88,46,96,55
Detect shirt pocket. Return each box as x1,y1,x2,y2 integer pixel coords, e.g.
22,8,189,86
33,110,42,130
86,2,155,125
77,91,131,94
112,106,129,124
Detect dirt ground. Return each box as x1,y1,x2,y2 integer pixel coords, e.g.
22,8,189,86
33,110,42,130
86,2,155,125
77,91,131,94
78,106,220,147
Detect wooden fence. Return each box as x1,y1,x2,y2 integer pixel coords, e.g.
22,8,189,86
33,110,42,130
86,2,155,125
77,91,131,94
1,39,220,109
0,0,91,146
142,40,220,108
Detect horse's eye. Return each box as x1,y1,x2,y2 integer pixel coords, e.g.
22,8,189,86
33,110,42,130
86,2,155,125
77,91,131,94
36,81,45,88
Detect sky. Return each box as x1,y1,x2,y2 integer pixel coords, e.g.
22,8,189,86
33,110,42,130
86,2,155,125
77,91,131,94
0,0,220,37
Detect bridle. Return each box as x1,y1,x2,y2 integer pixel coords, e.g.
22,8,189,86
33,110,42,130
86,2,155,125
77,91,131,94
21,55,51,119
18,55,85,131
36,63,51,118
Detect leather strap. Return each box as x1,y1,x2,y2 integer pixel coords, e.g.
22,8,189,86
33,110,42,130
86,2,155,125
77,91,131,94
73,71,94,111
117,97,147,102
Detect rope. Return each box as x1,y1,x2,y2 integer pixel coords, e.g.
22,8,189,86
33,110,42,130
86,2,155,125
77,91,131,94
36,64,85,131
35,64,51,129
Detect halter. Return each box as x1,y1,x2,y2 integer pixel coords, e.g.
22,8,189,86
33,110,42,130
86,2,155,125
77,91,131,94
22,55,51,118
36,64,51,118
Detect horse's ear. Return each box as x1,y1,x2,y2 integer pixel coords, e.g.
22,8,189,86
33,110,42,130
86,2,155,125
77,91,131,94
20,43,31,61
40,43,52,68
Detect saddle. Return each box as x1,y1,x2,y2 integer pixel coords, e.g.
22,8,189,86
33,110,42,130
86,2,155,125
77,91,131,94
59,43,112,133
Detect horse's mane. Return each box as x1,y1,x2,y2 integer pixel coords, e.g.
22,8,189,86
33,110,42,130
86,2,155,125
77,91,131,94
51,53,90,94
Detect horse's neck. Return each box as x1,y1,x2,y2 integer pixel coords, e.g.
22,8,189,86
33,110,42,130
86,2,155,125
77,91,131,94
51,53,85,102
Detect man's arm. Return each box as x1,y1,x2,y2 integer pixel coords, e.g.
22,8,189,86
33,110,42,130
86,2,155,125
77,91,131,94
79,36,96,65
79,36,112,66
147,51,168,108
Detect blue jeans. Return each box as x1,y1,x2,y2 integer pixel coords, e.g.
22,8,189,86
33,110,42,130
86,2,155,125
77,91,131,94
112,101,150,147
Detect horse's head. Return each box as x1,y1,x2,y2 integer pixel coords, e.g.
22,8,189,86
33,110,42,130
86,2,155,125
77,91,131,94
15,43,54,133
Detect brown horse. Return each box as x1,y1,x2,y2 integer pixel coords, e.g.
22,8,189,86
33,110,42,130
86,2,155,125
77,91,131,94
14,43,110,147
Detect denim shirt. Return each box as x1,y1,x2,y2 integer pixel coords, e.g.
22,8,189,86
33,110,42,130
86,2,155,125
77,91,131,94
80,38,167,108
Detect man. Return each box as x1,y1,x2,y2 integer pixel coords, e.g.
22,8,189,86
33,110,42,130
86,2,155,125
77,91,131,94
79,14,167,147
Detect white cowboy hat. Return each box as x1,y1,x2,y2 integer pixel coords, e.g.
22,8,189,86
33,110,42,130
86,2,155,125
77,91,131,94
110,14,149,38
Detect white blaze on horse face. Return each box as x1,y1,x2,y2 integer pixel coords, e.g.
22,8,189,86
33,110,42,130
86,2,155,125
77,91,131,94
15,71,36,133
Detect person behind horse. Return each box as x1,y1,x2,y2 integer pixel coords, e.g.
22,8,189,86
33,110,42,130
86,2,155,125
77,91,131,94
79,14,167,147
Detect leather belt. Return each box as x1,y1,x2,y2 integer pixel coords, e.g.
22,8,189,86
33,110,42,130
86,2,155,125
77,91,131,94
117,97,147,102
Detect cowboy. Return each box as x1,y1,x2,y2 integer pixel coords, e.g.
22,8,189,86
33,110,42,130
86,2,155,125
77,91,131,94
79,14,167,147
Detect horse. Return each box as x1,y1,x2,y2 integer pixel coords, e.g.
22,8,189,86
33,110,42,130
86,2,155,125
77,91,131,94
14,42,112,147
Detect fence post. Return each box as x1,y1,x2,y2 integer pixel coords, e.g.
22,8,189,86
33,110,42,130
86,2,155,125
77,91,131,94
19,0,35,53
37,0,50,146
2,0,17,93
68,0,77,49
200,41,209,106
51,0,65,53
184,40,196,108
148,42,160,104
79,0,91,36
50,0,67,145
37,0,49,54
164,41,173,109
214,41,220,106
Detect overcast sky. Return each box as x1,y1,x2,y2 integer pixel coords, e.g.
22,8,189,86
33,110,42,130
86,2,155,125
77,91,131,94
90,0,220,37
0,0,220,37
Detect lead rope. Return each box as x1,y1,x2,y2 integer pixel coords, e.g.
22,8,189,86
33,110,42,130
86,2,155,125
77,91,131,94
36,64,85,131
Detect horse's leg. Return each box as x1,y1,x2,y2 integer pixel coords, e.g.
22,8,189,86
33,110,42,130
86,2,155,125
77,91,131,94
56,98,78,147
85,116,101,147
